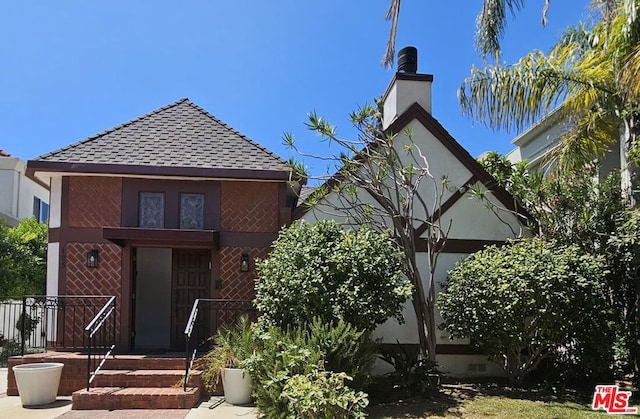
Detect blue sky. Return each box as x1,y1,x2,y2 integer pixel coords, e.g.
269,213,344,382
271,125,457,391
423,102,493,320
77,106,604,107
1,1,589,177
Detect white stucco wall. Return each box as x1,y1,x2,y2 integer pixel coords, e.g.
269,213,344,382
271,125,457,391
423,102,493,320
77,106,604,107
46,243,59,296
48,176,62,229
383,78,432,128
439,183,525,241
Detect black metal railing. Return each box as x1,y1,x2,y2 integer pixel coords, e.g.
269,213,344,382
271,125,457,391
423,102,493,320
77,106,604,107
0,298,30,366
0,295,116,367
84,296,117,391
183,299,256,391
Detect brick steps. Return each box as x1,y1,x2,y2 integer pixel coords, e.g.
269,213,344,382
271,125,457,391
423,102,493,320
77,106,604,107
95,369,201,388
9,352,208,410
72,386,200,410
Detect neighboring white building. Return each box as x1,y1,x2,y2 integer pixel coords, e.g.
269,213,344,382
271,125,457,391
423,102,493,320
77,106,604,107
297,54,528,377
506,107,621,178
0,150,50,226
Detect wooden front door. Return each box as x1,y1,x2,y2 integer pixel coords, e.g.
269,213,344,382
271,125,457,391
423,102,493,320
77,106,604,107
171,249,211,349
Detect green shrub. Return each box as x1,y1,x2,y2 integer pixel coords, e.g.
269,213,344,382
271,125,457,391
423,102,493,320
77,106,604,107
247,318,376,418
246,325,323,419
439,238,613,384
282,371,369,419
305,317,377,390
255,220,411,331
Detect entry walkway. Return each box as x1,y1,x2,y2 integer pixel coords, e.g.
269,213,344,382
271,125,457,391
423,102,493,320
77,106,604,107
1,368,258,419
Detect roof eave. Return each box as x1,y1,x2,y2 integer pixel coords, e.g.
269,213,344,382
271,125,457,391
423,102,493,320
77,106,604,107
26,160,291,181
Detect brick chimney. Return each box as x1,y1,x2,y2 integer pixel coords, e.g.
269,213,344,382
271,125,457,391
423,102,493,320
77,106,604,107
382,46,434,130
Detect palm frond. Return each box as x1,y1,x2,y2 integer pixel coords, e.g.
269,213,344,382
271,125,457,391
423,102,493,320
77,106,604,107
475,0,526,57
459,44,605,133
554,109,621,170
382,0,401,69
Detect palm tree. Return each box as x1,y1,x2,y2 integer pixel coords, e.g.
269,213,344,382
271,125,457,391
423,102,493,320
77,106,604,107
459,0,640,381
458,0,640,201
382,0,548,67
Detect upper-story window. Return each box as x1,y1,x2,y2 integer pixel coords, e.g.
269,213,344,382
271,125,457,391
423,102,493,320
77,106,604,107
33,197,49,223
180,193,204,229
139,192,164,228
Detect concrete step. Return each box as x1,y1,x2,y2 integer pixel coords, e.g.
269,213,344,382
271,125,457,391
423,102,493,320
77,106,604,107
95,369,202,388
71,386,201,410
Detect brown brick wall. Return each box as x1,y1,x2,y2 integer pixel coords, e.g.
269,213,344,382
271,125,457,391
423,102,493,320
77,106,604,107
220,181,279,232
67,177,122,227
63,242,122,344
218,247,269,301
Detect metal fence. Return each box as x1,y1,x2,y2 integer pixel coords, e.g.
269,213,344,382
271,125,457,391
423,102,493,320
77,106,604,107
0,295,115,366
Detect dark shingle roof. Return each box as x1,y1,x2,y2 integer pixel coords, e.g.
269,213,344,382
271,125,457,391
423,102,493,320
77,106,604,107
33,98,290,172
298,186,316,203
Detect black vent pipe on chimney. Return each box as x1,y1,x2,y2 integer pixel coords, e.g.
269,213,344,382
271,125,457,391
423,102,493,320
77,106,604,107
398,46,418,73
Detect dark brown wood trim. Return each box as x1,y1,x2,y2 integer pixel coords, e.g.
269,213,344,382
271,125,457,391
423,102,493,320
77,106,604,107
120,244,132,350
416,238,507,253
61,176,69,228
49,227,111,244
211,248,220,299
23,167,50,190
278,182,291,227
414,176,479,238
103,227,219,248
430,175,478,223
219,232,278,248
121,178,221,230
27,160,290,181
379,342,484,355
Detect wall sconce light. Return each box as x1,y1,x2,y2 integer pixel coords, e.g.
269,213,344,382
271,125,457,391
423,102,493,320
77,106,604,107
240,254,250,272
86,249,99,268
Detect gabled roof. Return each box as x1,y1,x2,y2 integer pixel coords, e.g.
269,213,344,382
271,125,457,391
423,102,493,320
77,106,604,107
294,101,530,224
28,99,291,180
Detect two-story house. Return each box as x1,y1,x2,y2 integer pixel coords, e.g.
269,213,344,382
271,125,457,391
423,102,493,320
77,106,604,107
26,99,295,351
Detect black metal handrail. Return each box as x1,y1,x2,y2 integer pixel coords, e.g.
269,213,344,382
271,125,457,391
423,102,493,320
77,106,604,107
183,299,256,391
85,296,117,391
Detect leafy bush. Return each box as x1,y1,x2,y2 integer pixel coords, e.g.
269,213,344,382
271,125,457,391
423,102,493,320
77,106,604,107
247,318,377,418
255,220,412,331
246,324,323,418
0,218,47,296
282,371,369,419
305,317,377,390
439,238,613,384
